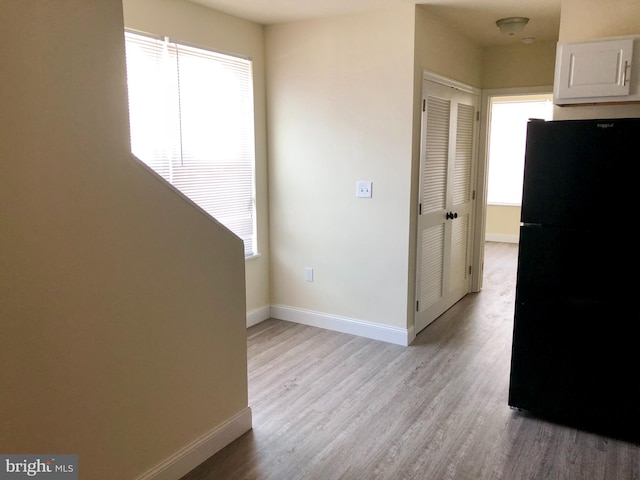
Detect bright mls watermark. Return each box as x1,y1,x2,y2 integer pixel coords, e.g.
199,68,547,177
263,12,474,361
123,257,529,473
0,456,77,479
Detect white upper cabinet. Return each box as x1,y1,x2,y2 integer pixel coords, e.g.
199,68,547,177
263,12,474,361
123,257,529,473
554,37,640,105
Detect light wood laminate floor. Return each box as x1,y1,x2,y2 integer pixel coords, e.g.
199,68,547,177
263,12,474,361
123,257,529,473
181,242,640,480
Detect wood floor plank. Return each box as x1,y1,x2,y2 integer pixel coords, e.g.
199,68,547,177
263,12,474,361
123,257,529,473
181,242,640,480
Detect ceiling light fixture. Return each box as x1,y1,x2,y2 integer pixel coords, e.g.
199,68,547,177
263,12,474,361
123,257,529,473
496,17,529,36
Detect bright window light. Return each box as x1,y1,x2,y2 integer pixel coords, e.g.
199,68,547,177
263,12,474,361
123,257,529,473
487,95,553,206
124,31,257,257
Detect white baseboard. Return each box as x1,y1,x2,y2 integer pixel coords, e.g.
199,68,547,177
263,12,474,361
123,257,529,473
485,233,519,244
137,407,252,480
271,305,412,346
247,305,271,327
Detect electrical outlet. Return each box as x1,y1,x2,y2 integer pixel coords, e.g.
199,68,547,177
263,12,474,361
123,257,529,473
356,180,372,198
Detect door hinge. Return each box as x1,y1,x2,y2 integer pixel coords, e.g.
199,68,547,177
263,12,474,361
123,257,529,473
423,99,426,112
416,300,420,311
419,203,422,215
472,190,476,200
468,265,472,275
476,110,480,121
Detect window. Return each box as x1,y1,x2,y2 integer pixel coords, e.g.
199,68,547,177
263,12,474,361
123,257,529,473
486,94,553,205
124,31,256,257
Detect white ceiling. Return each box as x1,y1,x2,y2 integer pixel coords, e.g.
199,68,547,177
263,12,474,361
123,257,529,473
189,0,562,46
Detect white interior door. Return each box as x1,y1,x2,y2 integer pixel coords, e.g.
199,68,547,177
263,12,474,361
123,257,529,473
415,75,479,334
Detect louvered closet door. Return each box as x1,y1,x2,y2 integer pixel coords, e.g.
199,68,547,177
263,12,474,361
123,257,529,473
415,78,478,334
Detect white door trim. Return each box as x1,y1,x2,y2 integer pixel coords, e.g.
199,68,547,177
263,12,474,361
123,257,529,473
415,71,480,334
473,85,553,292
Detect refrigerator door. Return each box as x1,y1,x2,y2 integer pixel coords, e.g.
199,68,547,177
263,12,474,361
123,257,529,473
521,118,640,228
509,225,640,442
511,117,640,442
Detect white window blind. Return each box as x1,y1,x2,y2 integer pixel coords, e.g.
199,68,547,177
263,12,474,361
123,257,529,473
124,31,256,257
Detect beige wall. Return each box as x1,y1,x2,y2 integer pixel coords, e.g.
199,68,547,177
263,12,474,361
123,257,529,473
482,41,557,89
266,8,416,330
0,1,248,478
265,6,485,334
123,0,271,316
559,0,640,42
485,205,521,241
415,6,484,88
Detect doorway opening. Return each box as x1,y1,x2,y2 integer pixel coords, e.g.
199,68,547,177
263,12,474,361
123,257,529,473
485,93,553,243
472,87,553,293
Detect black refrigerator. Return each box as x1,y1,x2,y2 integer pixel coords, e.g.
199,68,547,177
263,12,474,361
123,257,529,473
508,117,640,443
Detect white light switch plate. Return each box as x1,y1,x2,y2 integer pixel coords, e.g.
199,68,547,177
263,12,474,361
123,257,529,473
356,180,372,198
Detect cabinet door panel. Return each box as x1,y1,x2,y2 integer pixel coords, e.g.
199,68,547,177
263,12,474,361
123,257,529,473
555,38,633,102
